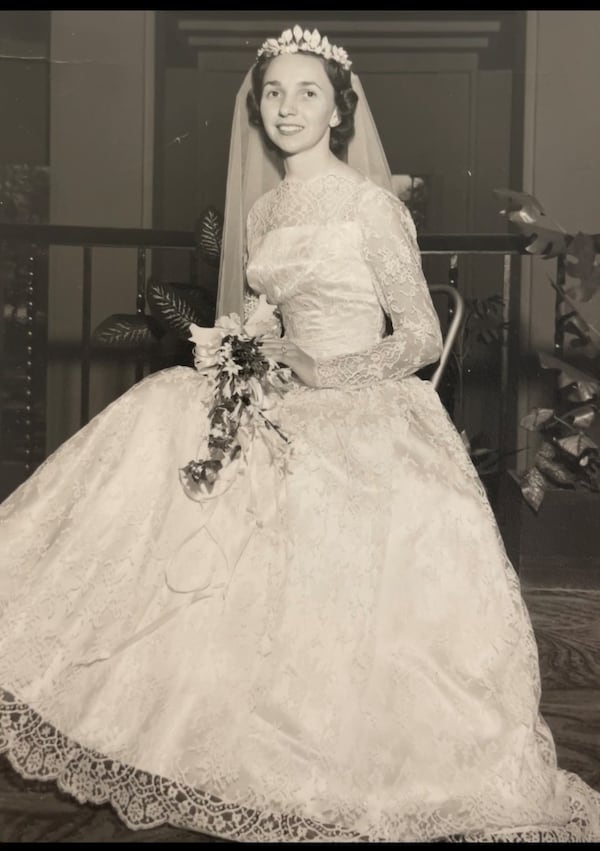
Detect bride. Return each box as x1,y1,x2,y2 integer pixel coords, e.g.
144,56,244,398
1,24,599,843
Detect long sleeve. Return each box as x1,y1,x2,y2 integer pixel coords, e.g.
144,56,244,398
314,186,443,389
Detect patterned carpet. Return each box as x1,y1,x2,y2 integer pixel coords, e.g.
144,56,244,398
1,585,598,842
523,586,600,794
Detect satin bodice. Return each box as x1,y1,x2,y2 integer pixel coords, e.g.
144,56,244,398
245,179,386,360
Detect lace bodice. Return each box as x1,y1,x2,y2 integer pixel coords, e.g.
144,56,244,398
245,174,443,388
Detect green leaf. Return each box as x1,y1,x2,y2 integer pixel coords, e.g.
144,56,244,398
147,281,214,338
475,322,509,346
494,188,546,220
524,228,572,258
520,466,547,512
463,295,508,350
92,313,160,348
539,351,600,394
557,433,598,458
535,452,578,487
196,206,223,267
559,312,596,351
520,407,555,432
537,441,556,461
563,403,597,430
550,278,600,349
494,188,571,257
564,231,600,302
564,383,599,404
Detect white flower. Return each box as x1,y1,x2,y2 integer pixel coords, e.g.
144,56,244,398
247,376,265,407
293,24,303,41
189,323,222,372
244,293,280,338
217,339,233,360
309,29,321,48
281,29,293,44
215,312,242,335
209,423,228,439
189,323,222,349
222,362,242,377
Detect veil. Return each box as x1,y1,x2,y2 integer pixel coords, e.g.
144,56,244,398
216,67,394,318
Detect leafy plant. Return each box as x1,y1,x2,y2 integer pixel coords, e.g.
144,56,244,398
495,189,600,510
92,206,223,364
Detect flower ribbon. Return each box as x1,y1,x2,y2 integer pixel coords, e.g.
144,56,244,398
73,296,291,667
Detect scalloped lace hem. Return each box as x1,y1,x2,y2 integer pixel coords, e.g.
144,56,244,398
1,688,597,843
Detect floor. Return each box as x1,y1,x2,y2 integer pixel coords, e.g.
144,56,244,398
0,584,598,843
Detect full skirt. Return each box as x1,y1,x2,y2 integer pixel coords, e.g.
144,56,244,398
1,366,599,842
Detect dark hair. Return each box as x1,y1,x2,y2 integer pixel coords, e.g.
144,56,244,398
246,52,358,158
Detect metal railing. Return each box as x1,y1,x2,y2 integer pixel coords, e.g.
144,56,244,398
2,222,548,487
0,223,197,426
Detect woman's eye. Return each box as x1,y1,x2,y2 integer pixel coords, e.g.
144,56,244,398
265,90,279,99
304,90,317,98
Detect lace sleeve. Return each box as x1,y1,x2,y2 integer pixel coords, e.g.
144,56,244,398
314,186,443,388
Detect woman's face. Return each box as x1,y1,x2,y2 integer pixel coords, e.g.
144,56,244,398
259,53,338,158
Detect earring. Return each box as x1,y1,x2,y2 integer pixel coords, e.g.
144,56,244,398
330,114,340,128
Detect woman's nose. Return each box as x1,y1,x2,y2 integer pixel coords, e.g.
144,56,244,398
278,96,297,117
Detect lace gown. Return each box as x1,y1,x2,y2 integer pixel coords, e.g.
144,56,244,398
1,174,599,843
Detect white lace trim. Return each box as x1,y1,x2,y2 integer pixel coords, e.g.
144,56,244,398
2,687,599,843
0,687,370,841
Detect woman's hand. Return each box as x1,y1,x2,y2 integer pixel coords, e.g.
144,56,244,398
259,335,318,387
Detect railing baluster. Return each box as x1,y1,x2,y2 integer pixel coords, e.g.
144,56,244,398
136,247,147,383
80,246,92,427
448,253,459,330
24,249,35,474
499,253,512,455
449,253,459,288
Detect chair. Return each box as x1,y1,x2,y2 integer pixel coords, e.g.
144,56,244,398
428,284,465,392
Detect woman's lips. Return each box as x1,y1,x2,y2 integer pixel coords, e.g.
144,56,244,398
277,124,303,135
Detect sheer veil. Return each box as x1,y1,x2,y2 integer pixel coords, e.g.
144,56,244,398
216,67,393,318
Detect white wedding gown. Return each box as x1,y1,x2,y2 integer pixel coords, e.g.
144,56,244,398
1,174,599,842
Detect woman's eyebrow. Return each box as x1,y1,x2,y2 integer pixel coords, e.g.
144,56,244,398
263,79,323,89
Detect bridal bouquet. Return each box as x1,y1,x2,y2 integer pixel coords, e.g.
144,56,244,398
180,295,292,499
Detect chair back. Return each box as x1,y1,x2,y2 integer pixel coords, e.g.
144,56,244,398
428,284,465,392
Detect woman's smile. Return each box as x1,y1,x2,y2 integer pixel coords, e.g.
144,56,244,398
277,123,304,135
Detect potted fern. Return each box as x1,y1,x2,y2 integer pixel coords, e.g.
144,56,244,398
494,189,600,582
92,206,223,368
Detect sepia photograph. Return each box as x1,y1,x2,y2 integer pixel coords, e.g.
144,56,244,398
0,9,599,842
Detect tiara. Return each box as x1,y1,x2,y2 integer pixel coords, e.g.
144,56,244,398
257,25,352,71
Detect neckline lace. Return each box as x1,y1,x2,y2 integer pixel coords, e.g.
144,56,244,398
281,171,367,190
